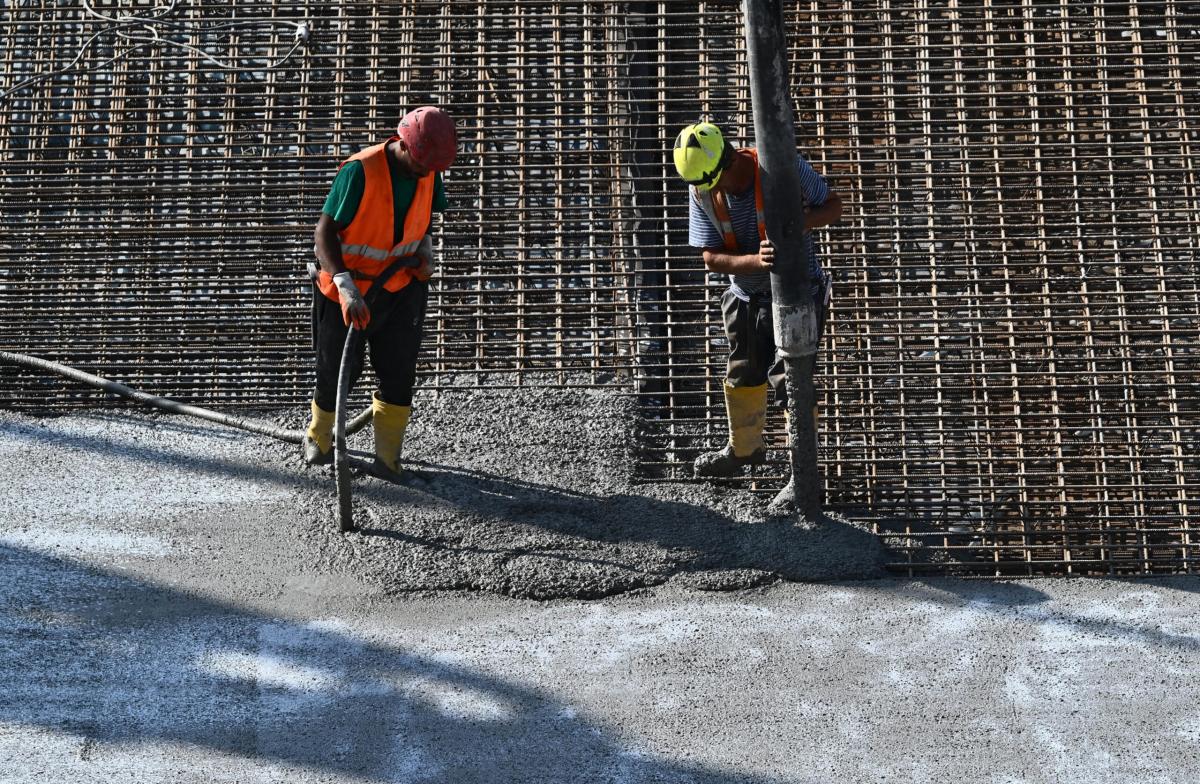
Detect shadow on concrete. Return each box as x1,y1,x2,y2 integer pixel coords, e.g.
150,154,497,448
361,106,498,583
885,578,1200,654
3,411,317,494
351,459,888,588
1152,575,1200,596
4,411,889,595
0,543,783,783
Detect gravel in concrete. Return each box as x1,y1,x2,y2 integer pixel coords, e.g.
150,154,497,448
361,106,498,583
278,384,888,599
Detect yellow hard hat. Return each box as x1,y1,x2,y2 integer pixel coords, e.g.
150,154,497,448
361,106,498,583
672,122,731,192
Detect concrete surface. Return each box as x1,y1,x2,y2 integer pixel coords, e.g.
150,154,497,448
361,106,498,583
0,388,1197,783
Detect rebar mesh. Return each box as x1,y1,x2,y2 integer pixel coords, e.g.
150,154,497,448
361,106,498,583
1,1,1196,575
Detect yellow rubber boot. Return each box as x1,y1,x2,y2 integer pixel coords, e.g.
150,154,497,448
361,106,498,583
727,382,768,457
303,400,334,466
694,382,768,478
372,392,411,479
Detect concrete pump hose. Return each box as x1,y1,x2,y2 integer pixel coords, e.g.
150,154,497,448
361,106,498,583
0,350,372,443
333,328,361,532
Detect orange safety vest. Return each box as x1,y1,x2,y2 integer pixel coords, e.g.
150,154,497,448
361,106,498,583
318,137,435,302
691,147,766,251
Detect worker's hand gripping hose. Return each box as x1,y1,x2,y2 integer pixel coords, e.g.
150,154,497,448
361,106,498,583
332,272,370,329
334,326,362,531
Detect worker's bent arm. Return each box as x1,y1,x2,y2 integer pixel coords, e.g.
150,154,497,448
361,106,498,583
700,190,842,276
314,213,351,276
702,247,773,275
804,190,843,230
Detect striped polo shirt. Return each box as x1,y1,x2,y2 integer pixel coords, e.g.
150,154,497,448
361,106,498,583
688,153,829,301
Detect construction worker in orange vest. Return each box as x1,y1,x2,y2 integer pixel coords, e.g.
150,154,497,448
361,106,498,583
672,121,842,502
303,106,457,479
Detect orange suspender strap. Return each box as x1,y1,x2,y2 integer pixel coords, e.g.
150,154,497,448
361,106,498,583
694,148,767,252
709,191,739,250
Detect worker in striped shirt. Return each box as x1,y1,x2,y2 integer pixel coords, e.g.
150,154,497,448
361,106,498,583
673,121,843,491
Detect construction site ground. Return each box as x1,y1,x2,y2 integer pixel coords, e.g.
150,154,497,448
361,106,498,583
1,384,1197,783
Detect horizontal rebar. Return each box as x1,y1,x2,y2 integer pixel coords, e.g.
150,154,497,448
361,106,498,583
2,0,1197,576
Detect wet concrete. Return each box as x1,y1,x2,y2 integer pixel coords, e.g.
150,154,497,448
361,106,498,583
273,384,887,600
1,383,885,602
2,389,1197,782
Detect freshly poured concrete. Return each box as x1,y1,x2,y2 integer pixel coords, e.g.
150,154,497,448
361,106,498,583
0,387,1196,782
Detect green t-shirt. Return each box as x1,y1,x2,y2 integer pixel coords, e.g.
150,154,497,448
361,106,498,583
321,157,448,243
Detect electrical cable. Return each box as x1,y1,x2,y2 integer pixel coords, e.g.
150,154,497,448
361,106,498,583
106,25,307,73
1,1,310,101
81,0,311,71
0,22,140,101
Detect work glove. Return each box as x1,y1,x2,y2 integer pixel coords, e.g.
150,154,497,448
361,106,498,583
414,234,436,282
332,271,370,330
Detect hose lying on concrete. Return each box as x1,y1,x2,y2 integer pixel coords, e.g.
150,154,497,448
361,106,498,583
0,350,373,444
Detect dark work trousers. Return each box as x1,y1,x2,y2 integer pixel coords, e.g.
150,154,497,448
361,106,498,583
720,282,828,410
313,280,429,412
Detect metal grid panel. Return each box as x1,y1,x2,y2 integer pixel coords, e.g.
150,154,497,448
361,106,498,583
1,1,1197,575
635,0,1200,576
0,1,638,403
822,0,1200,574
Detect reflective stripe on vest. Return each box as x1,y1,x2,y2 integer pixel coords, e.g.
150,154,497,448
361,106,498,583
691,148,766,252
318,137,435,302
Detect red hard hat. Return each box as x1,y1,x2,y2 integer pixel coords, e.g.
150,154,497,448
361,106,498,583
397,106,457,172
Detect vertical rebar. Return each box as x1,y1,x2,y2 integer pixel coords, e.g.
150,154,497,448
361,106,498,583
1,1,1196,575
